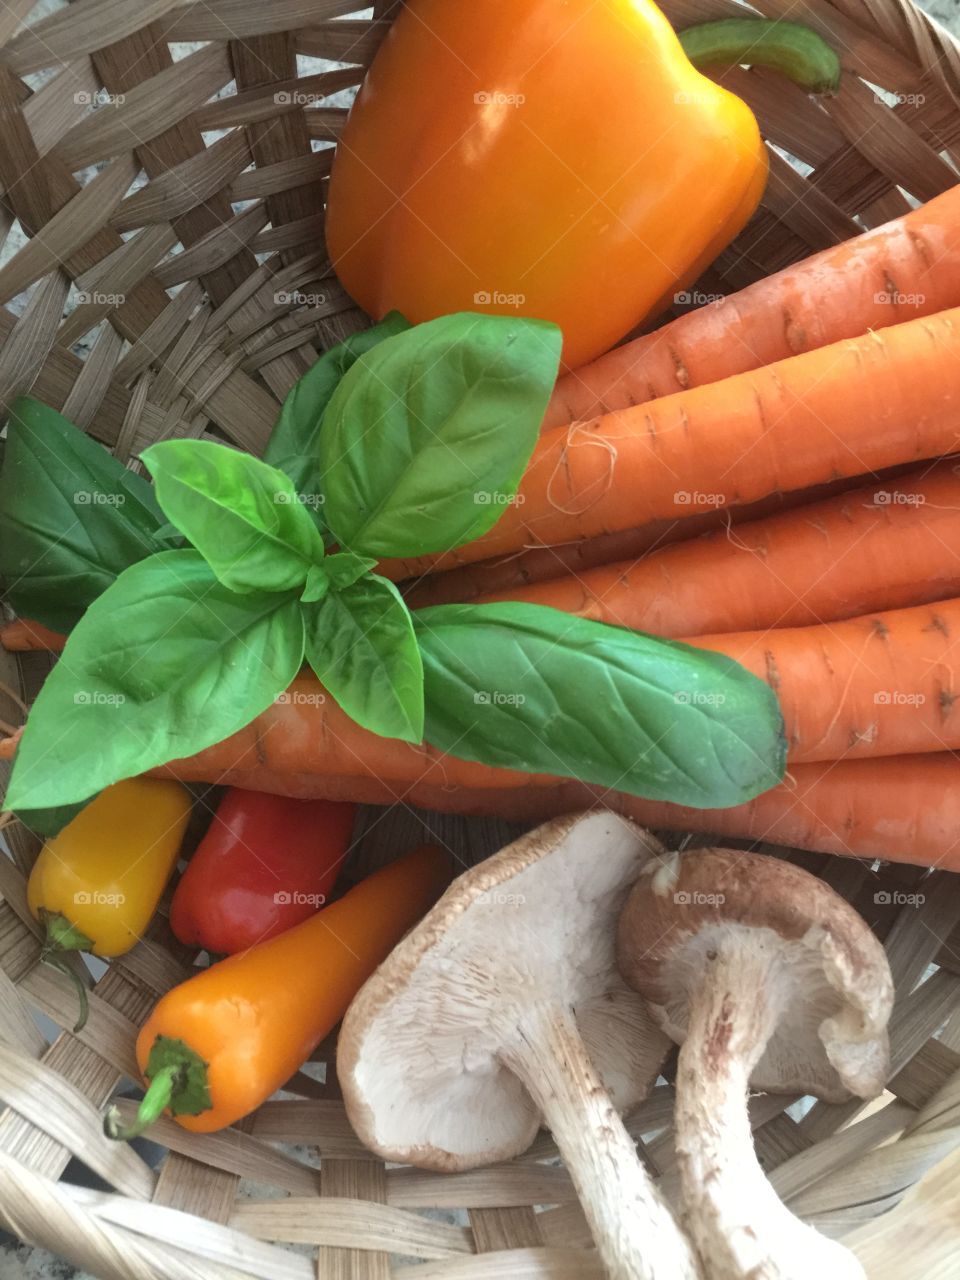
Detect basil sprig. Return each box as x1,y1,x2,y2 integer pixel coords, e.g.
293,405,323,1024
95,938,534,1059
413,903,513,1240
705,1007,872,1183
5,313,565,809
3,308,787,818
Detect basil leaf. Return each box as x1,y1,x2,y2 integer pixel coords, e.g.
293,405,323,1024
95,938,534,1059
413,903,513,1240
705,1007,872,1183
0,396,168,630
323,552,378,588
302,574,424,742
142,440,324,595
414,602,786,808
301,564,331,605
265,311,411,504
301,551,378,603
319,313,562,557
5,551,304,810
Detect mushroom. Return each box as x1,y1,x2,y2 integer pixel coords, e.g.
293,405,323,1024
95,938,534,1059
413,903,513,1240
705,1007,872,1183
338,811,700,1280
617,847,894,1280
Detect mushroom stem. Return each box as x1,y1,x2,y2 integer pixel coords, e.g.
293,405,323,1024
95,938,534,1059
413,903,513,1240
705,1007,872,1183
501,1003,699,1280
674,942,866,1280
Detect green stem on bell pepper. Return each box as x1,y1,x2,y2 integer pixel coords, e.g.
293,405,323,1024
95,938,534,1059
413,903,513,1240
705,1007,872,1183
680,18,841,95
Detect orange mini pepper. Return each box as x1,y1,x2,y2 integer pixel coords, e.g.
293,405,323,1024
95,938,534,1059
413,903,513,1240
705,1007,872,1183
327,2,839,370
105,842,450,1137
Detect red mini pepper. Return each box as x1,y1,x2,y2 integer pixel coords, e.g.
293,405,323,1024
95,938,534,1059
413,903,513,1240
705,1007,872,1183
170,789,356,954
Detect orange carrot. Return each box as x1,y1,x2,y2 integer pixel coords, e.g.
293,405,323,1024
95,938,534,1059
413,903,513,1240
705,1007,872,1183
154,758,960,869
476,462,960,636
153,674,561,795
0,619,67,652
613,755,960,869
6,598,956,799
383,305,960,580
404,461,934,607
543,184,960,429
128,594,960,782
693,597,960,764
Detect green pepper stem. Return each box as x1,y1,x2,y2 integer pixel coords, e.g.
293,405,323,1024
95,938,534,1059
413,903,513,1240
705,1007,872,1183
679,18,841,95
40,951,89,1033
103,1066,180,1141
38,910,95,1033
103,1036,212,1142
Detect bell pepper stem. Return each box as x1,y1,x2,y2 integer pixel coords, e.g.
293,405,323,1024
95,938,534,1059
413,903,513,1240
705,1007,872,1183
38,910,95,1033
679,19,841,95
103,1066,180,1141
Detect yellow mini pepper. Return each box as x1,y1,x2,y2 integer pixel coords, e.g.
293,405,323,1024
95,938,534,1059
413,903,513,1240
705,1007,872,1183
27,778,191,1028
327,1,840,370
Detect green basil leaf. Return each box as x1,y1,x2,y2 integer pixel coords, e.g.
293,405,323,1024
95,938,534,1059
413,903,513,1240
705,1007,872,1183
0,396,169,630
319,313,562,557
142,440,325,594
265,311,411,506
5,550,304,810
414,602,786,808
301,564,331,605
302,574,423,742
300,550,379,604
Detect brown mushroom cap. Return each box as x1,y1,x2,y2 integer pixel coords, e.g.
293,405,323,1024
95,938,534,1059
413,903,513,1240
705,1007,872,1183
617,848,893,1101
339,812,670,1171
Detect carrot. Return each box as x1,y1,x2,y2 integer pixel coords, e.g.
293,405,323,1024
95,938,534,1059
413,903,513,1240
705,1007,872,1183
187,595,960,772
404,517,719,608
383,305,960,580
475,462,960,637
543,184,960,429
121,592,960,782
404,468,900,608
694,596,960,763
614,755,960,869
154,674,562,795
6,595,956,799
148,758,960,870
0,619,67,652
405,461,938,607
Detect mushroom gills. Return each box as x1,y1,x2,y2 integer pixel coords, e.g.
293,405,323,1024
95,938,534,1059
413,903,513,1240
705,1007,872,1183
654,920,875,1100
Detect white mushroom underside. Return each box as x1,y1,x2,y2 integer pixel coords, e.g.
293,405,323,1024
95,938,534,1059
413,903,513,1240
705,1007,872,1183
652,920,889,1098
349,813,657,1165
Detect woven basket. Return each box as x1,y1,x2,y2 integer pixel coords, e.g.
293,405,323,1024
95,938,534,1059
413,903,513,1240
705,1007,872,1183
2,0,960,1276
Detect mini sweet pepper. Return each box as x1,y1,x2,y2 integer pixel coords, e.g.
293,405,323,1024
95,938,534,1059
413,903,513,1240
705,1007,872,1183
170,788,357,954
27,778,192,1029
327,0,840,369
105,842,450,1137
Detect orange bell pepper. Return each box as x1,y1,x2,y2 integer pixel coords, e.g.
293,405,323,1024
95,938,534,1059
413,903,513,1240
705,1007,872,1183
327,2,839,370
104,843,450,1137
